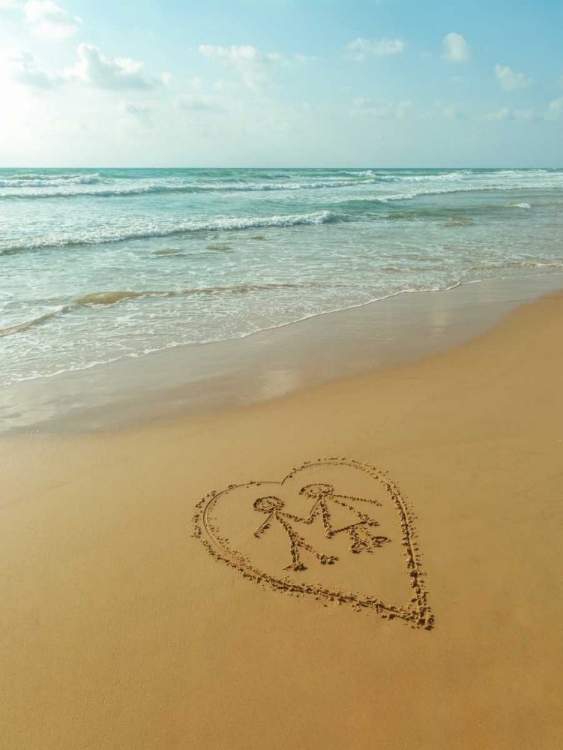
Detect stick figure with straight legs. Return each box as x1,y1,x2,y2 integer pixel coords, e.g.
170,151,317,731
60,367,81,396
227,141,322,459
298,483,391,553
253,496,339,571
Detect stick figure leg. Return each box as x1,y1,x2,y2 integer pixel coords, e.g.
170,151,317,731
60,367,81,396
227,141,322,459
280,518,338,571
349,525,390,554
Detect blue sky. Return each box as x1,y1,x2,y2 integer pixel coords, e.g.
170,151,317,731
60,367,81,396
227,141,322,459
1,0,562,166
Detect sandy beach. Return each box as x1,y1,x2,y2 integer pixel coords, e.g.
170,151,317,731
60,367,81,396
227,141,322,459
2,0,563,744
1,287,563,749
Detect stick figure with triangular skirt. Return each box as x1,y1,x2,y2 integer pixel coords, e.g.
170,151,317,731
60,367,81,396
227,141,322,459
298,483,390,553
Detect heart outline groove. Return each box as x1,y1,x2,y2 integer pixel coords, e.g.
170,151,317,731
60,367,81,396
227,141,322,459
193,457,433,630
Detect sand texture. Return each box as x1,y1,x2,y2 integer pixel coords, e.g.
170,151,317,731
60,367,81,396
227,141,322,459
1,291,563,749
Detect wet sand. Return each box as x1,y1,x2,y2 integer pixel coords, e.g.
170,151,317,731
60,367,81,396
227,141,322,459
2,272,563,434
1,289,563,748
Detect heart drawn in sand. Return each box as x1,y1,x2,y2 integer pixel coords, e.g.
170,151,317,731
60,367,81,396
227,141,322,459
193,458,433,630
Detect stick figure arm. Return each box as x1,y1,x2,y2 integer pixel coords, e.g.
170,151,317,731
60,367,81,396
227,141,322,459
330,496,381,528
332,493,383,507
283,499,324,525
254,512,274,538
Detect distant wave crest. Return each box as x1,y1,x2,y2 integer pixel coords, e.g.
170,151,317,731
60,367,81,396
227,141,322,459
0,178,379,200
343,185,532,204
1,168,562,202
0,211,336,255
0,173,103,188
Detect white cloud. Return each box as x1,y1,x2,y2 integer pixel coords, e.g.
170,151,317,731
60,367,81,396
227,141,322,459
0,0,19,10
547,97,563,119
352,98,412,119
443,33,471,64
442,103,461,120
8,48,62,88
290,101,322,113
514,109,536,121
484,107,536,122
123,102,154,126
187,75,203,91
346,37,404,62
212,78,242,91
24,0,81,40
486,107,511,120
9,43,163,92
294,53,316,63
198,44,282,88
175,93,223,112
66,44,161,90
495,64,533,91
433,101,463,120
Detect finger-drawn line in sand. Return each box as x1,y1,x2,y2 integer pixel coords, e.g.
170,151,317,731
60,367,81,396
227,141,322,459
253,485,390,570
253,495,340,571
193,458,433,630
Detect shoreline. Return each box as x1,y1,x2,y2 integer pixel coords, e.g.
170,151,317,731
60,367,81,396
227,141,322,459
3,271,563,434
1,287,563,748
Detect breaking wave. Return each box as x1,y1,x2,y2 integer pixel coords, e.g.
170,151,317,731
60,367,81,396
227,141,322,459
0,178,379,201
0,211,337,255
0,173,103,188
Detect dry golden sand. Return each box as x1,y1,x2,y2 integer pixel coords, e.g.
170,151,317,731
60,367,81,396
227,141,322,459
1,291,563,749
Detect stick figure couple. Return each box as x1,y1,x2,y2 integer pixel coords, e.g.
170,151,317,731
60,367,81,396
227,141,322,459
253,483,390,571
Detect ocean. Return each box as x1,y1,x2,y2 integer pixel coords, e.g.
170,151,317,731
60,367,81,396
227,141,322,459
1,167,562,387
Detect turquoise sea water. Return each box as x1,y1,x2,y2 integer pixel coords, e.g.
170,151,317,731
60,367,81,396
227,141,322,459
1,167,562,386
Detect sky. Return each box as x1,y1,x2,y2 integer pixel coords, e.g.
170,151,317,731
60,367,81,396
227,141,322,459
0,0,562,167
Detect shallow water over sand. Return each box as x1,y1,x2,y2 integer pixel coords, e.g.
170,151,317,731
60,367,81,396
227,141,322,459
1,167,563,386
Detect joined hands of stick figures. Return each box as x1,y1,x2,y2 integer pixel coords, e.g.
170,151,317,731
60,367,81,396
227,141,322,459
254,496,338,571
253,483,390,571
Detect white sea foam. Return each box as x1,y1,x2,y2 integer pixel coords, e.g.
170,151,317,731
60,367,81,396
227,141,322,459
0,178,378,200
2,168,562,203
1,166,562,389
341,184,549,204
0,210,336,254
0,173,102,188
381,170,472,183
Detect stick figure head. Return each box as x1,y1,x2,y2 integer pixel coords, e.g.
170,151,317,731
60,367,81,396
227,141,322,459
299,483,334,500
254,496,285,513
